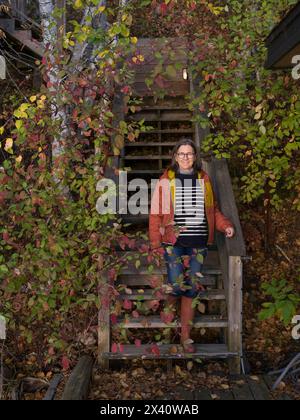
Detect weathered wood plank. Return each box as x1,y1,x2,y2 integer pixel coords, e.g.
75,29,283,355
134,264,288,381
98,281,111,370
61,356,94,400
103,344,236,360
117,274,216,287
230,377,254,400
228,256,243,375
115,315,228,329
118,289,226,301
129,109,192,122
246,376,272,400
212,158,247,257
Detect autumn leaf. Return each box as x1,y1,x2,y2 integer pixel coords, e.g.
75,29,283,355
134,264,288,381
111,343,118,353
135,339,141,347
61,355,70,371
4,138,13,153
123,299,133,310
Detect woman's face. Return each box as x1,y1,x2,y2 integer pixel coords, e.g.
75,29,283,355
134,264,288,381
175,145,196,171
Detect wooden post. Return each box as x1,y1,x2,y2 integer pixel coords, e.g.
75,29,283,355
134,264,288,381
98,279,110,370
228,256,243,375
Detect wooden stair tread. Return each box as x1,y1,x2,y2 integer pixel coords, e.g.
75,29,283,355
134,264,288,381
119,289,226,301
124,156,174,160
129,111,192,122
125,142,177,147
114,315,228,329
124,169,163,174
117,274,217,287
103,344,237,359
120,266,221,275
137,129,194,134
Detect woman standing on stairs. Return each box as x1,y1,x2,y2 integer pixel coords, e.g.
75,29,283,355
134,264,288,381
149,139,235,353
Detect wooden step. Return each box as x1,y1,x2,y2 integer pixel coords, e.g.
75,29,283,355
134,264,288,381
117,250,220,265
119,289,226,301
125,142,177,147
129,110,192,122
114,315,228,329
103,344,237,360
139,129,194,134
125,169,163,175
117,274,217,287
124,156,174,160
120,266,222,276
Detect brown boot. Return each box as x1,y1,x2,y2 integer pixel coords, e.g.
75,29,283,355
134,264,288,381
180,296,195,353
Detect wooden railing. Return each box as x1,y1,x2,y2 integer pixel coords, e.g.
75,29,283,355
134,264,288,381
204,157,246,374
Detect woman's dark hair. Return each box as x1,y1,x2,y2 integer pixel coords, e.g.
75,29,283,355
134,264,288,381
169,138,202,174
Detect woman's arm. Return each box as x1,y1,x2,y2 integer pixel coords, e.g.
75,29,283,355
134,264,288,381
208,176,235,235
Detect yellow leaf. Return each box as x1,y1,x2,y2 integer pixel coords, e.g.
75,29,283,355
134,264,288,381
4,138,13,152
131,37,138,44
30,95,37,103
74,0,83,9
0,126,4,135
40,95,47,101
15,155,22,163
15,120,23,130
19,103,30,112
97,5,106,13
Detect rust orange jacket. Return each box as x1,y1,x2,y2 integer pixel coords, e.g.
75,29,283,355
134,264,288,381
149,169,234,249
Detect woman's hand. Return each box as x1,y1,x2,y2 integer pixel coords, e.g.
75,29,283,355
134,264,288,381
225,227,235,238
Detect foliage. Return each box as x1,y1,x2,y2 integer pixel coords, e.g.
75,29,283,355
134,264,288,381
0,0,145,366
259,278,300,326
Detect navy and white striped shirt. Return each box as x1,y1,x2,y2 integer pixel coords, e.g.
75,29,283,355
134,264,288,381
174,173,208,247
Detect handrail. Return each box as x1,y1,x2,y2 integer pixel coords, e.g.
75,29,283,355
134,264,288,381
202,157,246,257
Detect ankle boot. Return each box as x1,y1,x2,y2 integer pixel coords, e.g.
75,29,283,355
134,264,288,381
180,296,195,353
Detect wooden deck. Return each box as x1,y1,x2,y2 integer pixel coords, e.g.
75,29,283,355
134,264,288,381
171,375,292,401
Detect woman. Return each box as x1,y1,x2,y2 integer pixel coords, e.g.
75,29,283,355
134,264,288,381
149,139,235,352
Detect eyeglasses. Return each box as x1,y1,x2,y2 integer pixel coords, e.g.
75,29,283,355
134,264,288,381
177,152,195,160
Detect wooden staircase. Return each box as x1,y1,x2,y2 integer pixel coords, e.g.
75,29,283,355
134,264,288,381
99,38,247,374
0,2,43,58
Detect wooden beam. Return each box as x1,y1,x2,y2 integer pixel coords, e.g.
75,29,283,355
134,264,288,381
228,256,243,375
61,356,94,400
212,158,247,257
98,280,111,370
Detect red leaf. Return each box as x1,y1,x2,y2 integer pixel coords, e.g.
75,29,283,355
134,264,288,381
121,86,131,94
151,344,160,356
110,314,118,325
160,3,167,15
3,231,9,242
183,256,190,268
135,339,141,347
160,311,175,324
61,356,70,371
123,299,132,310
111,343,118,353
108,268,117,282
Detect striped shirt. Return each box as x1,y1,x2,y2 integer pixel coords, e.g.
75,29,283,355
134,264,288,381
174,173,208,247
